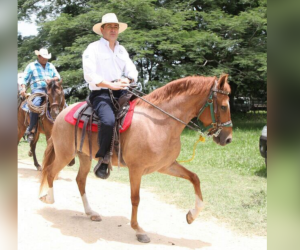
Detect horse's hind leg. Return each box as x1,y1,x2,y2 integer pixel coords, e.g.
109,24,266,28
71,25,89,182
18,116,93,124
158,161,204,224
68,158,75,166
129,168,150,243
76,153,101,221
30,132,42,171
40,145,73,204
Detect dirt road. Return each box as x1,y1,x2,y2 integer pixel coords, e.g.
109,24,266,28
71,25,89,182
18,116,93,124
18,160,266,250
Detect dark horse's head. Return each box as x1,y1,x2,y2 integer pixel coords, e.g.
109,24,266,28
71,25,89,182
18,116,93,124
198,74,233,146
46,79,65,120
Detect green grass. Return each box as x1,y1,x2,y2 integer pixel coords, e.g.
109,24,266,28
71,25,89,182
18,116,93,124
18,111,267,236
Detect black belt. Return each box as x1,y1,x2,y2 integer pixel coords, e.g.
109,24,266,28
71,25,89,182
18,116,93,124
91,89,110,93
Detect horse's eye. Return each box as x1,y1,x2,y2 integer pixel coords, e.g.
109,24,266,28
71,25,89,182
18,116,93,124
221,105,227,111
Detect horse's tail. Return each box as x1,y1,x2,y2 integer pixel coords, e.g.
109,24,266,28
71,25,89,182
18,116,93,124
39,137,55,197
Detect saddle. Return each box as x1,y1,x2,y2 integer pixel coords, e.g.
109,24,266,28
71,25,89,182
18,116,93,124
74,91,136,166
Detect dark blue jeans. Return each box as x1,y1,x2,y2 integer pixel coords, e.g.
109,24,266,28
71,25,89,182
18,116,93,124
90,89,125,158
28,88,47,132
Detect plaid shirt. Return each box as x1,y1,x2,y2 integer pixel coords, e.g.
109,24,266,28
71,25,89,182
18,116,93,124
22,60,61,90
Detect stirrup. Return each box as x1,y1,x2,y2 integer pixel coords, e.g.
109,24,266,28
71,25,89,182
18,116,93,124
93,155,111,179
27,133,34,143
24,128,31,136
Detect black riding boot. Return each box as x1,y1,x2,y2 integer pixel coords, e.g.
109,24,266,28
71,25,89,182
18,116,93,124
94,153,111,179
24,127,34,142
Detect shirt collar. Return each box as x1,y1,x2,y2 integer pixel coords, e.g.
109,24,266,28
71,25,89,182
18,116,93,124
35,60,49,67
100,37,119,47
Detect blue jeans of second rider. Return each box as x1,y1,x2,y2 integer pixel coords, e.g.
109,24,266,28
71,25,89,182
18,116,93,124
28,88,47,132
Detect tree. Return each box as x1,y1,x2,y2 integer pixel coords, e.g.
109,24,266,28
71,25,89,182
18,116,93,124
18,0,267,105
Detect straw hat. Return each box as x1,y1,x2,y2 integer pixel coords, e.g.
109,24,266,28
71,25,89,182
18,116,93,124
92,13,127,36
34,48,51,59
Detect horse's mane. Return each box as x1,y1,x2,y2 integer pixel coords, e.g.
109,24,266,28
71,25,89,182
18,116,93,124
136,76,217,107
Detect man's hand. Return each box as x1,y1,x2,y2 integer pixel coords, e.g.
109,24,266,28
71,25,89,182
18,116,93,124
108,79,130,90
20,89,26,97
20,84,26,97
46,79,52,85
120,78,131,84
46,77,58,85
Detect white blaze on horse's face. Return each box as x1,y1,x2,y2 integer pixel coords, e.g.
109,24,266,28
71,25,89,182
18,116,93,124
47,82,64,119
213,94,232,146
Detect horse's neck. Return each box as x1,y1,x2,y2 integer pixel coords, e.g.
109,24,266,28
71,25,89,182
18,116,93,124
161,95,198,120
139,93,206,137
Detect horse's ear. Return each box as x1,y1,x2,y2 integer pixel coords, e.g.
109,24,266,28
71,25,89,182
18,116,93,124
58,79,63,86
218,74,228,90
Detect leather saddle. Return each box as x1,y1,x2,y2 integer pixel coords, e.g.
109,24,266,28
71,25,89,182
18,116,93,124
74,91,135,166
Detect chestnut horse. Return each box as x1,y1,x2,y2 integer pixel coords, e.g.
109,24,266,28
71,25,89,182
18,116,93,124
39,75,232,243
18,79,66,170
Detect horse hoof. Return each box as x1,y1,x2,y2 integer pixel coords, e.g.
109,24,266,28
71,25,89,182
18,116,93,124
28,151,33,157
186,210,195,224
39,195,54,204
36,166,42,171
90,215,102,221
136,234,150,243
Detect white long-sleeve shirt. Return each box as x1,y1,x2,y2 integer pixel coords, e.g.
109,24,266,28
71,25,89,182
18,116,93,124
82,38,138,90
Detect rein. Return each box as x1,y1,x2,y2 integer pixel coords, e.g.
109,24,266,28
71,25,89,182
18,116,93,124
25,79,43,92
126,88,203,133
126,80,232,137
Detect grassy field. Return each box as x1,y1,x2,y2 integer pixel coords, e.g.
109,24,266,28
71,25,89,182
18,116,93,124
18,111,267,236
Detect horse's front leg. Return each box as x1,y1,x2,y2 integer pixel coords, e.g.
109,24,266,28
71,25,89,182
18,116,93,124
129,168,150,243
30,132,42,171
158,161,204,224
17,108,27,144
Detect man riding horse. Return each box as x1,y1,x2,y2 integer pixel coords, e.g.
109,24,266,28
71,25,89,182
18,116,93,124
20,48,61,142
82,13,138,179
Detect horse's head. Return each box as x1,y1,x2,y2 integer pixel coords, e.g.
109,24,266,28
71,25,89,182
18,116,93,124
46,79,65,119
198,74,232,146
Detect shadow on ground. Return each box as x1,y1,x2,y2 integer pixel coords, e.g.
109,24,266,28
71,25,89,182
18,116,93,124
37,207,211,248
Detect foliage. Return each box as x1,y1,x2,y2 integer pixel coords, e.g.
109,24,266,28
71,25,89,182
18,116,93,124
18,0,267,102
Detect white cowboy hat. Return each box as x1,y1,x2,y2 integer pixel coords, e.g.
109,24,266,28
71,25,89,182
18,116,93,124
34,48,51,59
92,13,127,36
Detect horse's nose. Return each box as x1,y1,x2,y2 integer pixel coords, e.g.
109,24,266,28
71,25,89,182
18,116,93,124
226,138,232,144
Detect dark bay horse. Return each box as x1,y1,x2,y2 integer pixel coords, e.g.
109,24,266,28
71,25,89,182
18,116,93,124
39,75,232,243
18,79,66,170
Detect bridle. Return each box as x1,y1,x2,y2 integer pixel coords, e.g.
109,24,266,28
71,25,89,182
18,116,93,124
197,80,233,137
50,95,64,112
48,81,65,113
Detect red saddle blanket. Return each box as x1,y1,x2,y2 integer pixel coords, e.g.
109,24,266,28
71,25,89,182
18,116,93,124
64,100,137,133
